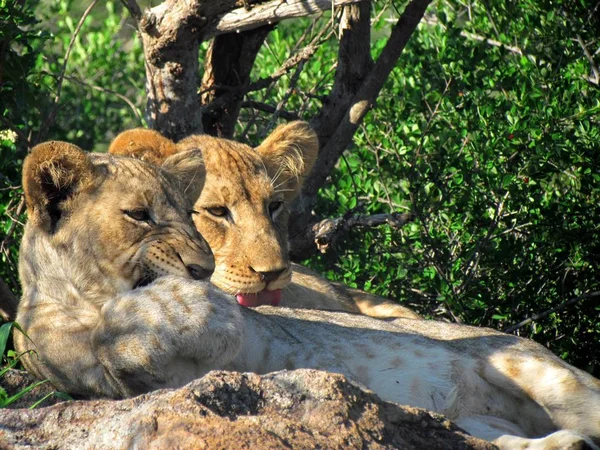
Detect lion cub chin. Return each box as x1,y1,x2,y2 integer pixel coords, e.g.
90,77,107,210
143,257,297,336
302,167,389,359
109,124,421,319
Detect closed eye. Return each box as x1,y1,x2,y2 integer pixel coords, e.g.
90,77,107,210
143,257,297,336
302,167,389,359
123,209,153,223
205,206,229,218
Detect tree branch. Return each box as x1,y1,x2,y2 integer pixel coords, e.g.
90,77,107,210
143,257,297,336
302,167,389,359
312,2,373,148
504,291,600,334
291,0,432,235
200,26,273,138
207,0,363,40
289,211,415,261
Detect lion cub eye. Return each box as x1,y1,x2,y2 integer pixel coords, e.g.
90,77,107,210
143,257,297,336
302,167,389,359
124,209,153,223
268,201,283,217
205,206,228,218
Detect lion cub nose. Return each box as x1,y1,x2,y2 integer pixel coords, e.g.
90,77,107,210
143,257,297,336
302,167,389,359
255,268,286,283
187,264,214,280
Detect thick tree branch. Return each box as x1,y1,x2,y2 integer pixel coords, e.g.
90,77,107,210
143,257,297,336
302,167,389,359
312,2,373,148
290,0,432,237
136,0,365,140
207,0,363,39
200,26,273,138
289,211,414,260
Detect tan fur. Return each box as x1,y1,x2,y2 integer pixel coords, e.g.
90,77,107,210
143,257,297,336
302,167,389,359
15,142,218,398
16,142,600,449
108,128,178,164
109,123,420,318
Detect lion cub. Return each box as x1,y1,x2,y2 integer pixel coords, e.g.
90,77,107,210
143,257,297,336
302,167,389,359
15,141,219,398
109,124,421,319
16,143,600,449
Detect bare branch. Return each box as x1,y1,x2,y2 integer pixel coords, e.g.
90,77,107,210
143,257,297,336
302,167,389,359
504,291,600,334
289,211,415,261
576,34,600,85
38,0,100,143
292,0,433,234
208,0,363,39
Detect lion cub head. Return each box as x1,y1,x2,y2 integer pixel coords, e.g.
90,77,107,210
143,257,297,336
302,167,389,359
20,141,214,299
109,122,318,306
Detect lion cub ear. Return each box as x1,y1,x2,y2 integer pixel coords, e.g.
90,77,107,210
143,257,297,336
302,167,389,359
108,128,177,164
23,141,95,233
255,121,319,201
162,150,206,205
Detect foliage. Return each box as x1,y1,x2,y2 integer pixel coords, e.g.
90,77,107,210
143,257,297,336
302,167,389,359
0,0,145,298
306,1,600,374
0,322,71,408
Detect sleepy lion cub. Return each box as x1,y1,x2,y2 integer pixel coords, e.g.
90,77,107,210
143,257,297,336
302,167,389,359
108,123,421,319
16,141,600,449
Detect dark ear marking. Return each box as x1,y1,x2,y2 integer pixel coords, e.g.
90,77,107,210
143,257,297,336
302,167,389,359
23,141,94,232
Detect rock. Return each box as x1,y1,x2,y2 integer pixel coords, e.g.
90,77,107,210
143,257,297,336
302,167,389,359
0,369,496,449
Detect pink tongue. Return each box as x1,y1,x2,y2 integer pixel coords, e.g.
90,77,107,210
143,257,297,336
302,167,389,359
236,289,282,307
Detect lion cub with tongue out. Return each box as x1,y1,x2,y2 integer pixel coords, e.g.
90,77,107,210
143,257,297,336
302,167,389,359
110,122,420,318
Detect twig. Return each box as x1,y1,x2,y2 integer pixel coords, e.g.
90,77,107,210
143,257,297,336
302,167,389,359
504,291,600,333
63,75,144,124
289,211,415,260
38,0,100,143
240,101,299,120
576,34,600,85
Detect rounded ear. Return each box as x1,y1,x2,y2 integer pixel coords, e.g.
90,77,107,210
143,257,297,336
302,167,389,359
161,150,206,205
23,141,95,232
255,121,319,201
108,128,177,164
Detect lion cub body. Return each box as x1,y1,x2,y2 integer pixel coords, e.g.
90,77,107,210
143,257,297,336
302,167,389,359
16,142,600,449
109,125,421,319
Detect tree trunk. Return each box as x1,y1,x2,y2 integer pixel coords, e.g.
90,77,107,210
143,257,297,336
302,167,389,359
200,26,273,138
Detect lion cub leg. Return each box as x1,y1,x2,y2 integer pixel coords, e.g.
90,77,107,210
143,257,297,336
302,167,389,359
456,416,598,450
481,353,600,444
93,277,244,397
494,430,598,450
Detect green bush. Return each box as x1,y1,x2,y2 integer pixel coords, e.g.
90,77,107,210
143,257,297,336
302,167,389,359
306,1,600,375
